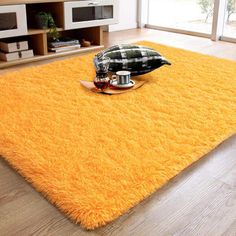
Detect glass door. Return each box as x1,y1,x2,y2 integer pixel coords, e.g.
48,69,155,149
145,0,236,43
72,6,113,22
221,0,236,40
0,13,17,31
147,0,214,36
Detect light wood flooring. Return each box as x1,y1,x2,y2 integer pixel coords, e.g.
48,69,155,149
0,29,236,236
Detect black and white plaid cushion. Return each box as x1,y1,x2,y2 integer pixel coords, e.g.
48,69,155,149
94,44,171,76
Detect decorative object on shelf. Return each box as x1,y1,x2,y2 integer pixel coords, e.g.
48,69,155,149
0,49,34,62
93,56,110,91
0,39,33,62
35,12,49,29
95,44,171,76
0,40,28,53
80,79,145,95
48,13,60,42
80,39,92,47
35,12,60,42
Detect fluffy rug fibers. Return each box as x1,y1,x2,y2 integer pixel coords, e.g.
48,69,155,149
0,41,236,229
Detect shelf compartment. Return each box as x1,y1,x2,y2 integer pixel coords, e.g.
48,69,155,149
26,2,64,29
0,45,104,69
50,26,103,46
28,33,48,55
47,26,103,54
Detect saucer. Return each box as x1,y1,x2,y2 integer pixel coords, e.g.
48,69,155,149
110,80,135,89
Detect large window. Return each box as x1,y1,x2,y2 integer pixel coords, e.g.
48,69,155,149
146,0,236,42
148,0,213,34
222,0,236,38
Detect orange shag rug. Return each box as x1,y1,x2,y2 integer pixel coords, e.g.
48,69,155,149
0,42,236,230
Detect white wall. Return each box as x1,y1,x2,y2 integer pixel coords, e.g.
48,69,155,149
108,0,138,32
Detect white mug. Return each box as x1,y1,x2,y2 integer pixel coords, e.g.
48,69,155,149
111,71,131,85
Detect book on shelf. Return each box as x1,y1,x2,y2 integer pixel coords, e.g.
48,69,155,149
49,44,81,53
48,39,80,48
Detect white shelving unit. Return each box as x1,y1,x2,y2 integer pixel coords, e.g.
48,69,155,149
0,0,118,68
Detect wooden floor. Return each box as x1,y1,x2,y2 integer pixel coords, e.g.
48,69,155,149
0,29,236,236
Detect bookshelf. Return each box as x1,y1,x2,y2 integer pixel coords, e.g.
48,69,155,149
0,0,118,68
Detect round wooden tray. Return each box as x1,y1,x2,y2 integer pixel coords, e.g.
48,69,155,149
80,79,146,95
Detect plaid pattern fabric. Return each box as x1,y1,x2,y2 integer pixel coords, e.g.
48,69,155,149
95,44,171,75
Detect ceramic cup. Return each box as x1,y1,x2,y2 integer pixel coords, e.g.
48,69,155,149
111,71,131,85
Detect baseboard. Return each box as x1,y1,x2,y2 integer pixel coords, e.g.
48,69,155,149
108,22,138,32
